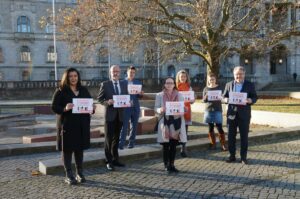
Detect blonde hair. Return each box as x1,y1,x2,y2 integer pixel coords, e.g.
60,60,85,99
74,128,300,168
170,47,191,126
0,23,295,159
175,69,191,87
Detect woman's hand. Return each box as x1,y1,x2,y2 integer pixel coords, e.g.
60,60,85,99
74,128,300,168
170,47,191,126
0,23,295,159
65,103,74,111
160,107,165,114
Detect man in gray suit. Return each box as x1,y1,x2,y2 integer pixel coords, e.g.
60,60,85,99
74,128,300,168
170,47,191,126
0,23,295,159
98,65,128,171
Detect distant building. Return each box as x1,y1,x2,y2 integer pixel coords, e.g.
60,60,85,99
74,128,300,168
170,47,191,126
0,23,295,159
0,0,299,87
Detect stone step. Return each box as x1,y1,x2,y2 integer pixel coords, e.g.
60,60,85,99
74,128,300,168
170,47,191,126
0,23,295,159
0,132,207,157
22,127,104,144
38,127,300,175
21,116,157,143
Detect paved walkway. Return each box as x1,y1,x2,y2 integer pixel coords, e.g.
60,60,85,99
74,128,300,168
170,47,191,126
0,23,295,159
0,136,300,199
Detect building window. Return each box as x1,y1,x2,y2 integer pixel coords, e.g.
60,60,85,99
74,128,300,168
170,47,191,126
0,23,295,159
0,72,3,81
47,46,57,62
22,70,30,81
17,16,31,33
121,53,132,63
0,48,3,63
49,71,55,80
20,46,31,62
98,47,108,63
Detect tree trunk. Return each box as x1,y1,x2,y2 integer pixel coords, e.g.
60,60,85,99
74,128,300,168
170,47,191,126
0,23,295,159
206,52,221,77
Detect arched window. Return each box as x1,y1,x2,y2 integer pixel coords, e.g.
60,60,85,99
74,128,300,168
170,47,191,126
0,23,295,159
20,46,31,62
47,46,57,62
17,16,31,33
0,48,3,63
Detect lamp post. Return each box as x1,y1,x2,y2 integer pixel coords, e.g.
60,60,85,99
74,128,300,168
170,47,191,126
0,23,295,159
52,0,57,81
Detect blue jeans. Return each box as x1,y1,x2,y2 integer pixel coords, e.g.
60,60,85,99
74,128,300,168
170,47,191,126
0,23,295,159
119,107,140,148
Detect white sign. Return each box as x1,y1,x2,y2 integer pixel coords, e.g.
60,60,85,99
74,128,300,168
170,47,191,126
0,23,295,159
228,92,247,105
166,101,185,116
72,98,93,114
128,84,142,95
179,91,195,102
207,90,222,101
113,95,131,108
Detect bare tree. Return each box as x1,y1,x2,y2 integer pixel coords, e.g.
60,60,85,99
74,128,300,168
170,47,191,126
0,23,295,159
48,0,300,76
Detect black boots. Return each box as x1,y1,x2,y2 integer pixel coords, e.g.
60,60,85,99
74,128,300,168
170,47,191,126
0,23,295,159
63,151,77,185
74,150,86,183
63,150,86,185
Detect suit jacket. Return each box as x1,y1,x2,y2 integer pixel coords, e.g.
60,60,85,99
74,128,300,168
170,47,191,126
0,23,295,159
97,80,128,122
125,78,142,110
223,80,257,121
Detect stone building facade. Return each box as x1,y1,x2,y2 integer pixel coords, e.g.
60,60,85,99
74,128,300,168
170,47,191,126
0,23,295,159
0,0,299,87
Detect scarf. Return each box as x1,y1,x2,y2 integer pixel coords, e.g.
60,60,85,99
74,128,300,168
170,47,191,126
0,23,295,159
177,82,192,122
162,89,181,140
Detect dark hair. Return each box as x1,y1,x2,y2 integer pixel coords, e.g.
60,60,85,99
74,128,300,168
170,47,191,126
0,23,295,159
163,77,177,90
59,67,82,89
127,65,136,71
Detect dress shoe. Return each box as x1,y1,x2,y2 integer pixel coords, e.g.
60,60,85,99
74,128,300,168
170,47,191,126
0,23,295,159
118,146,124,150
241,159,248,165
106,163,115,171
225,157,236,163
180,151,187,158
75,174,86,183
127,145,134,149
112,161,125,167
167,166,179,173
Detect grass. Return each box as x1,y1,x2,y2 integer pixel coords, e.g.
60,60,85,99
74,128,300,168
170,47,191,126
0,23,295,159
252,98,300,114
195,98,300,114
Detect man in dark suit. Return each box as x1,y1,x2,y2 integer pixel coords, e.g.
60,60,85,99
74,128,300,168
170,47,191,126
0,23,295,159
119,66,144,149
223,66,257,165
98,65,128,171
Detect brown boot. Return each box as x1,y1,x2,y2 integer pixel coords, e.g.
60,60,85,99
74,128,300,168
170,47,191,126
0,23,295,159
208,132,216,149
218,133,227,151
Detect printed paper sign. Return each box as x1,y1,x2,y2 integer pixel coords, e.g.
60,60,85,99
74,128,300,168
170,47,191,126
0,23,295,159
228,92,247,105
128,84,142,95
207,90,222,101
179,91,195,102
166,101,185,116
72,98,93,114
113,95,131,108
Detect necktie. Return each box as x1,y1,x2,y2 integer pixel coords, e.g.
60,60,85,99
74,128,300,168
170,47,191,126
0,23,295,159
114,82,119,95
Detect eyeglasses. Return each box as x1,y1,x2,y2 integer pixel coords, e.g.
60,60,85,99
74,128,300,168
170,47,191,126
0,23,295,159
165,82,174,85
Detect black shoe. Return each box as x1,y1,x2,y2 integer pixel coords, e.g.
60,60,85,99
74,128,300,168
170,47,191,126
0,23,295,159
127,145,134,149
112,161,125,167
106,163,115,171
167,166,179,173
241,159,248,165
118,146,124,150
180,151,187,158
64,176,77,185
75,174,86,183
226,157,236,163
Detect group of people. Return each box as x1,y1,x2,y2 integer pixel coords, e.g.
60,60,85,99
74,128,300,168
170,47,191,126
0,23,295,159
51,65,257,185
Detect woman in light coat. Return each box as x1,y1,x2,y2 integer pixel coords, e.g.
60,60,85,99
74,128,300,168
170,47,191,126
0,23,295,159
155,77,187,173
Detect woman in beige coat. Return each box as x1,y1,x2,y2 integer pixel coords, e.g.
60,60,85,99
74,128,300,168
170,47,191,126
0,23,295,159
155,77,187,173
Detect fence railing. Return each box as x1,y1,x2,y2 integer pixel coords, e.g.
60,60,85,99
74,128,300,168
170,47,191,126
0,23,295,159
0,80,104,89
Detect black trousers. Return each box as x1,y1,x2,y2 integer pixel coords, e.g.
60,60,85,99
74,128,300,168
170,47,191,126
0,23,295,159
227,113,250,160
62,150,83,174
162,139,178,166
105,117,122,164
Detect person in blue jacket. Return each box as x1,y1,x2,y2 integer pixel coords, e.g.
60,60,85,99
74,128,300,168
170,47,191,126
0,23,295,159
119,66,144,149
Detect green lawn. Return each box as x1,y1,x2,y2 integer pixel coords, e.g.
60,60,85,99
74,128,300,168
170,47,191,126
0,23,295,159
252,98,300,114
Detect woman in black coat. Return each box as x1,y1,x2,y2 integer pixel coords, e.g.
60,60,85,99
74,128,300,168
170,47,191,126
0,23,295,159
52,67,95,185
